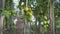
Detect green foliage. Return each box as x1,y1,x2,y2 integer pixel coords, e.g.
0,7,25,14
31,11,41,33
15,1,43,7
0,9,3,16
1,10,15,17
2,10,10,17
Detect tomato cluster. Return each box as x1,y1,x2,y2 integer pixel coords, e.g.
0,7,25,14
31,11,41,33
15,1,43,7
24,7,33,21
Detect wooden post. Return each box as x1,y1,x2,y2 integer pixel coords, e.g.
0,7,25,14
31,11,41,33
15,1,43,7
0,16,4,34
16,16,24,34
0,0,5,34
0,0,5,9
50,0,55,34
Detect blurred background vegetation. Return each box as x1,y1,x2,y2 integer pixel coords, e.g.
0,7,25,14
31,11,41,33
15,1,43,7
0,0,60,34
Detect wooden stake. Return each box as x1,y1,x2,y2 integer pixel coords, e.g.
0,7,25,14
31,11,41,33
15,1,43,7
16,16,24,34
50,0,55,34
0,0,5,34
0,16,4,34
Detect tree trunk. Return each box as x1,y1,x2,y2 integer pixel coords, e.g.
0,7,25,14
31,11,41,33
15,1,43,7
50,0,55,34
